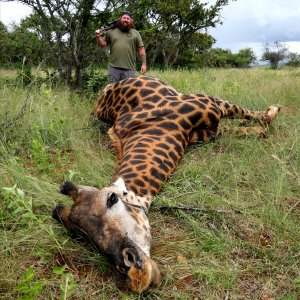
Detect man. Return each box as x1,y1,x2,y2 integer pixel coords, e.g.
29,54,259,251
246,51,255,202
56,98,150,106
96,11,147,83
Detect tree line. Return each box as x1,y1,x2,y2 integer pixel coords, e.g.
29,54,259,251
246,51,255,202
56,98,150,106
1,0,299,90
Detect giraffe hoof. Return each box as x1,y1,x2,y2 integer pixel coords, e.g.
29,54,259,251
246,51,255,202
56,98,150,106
267,106,279,120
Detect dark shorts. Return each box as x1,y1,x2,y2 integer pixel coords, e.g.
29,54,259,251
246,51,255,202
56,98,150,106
108,66,136,83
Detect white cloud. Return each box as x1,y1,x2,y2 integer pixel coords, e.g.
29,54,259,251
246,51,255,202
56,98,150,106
0,1,32,26
209,0,300,55
286,41,300,53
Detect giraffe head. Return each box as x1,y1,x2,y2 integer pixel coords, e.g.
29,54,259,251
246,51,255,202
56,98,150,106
52,178,161,292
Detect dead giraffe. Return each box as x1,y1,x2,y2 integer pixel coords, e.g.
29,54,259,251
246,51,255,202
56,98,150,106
53,76,279,292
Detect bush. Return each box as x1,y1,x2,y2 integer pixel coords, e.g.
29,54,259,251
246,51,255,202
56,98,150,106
82,68,108,94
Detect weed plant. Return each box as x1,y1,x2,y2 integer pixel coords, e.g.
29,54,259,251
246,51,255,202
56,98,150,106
0,67,299,299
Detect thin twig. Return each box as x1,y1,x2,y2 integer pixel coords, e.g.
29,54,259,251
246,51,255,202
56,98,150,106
159,206,245,215
284,199,300,220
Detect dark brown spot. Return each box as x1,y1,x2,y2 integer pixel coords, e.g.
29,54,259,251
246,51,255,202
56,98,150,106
145,81,161,89
158,122,179,130
140,89,155,98
136,165,147,171
134,179,145,187
178,104,194,114
141,128,163,135
125,88,138,98
157,143,170,150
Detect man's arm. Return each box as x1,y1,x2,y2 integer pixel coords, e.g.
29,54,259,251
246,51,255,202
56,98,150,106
95,29,107,48
138,47,147,75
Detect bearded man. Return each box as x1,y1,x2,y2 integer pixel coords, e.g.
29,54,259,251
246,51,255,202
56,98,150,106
96,11,147,83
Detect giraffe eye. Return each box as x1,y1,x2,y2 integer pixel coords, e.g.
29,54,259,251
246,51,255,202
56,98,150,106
107,192,118,208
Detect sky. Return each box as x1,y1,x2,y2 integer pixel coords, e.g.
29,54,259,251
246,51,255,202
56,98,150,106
1,0,300,59
208,0,300,57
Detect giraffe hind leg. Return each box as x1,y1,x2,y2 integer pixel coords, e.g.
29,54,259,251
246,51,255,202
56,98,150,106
217,124,268,138
266,106,280,123
240,106,280,126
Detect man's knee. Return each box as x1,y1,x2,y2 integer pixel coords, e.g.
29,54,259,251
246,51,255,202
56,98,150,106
108,67,119,83
108,74,118,83
126,70,136,79
108,67,136,83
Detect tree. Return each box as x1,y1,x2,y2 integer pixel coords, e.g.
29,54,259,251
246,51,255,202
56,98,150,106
115,0,236,67
3,0,236,88
0,21,9,64
173,32,216,68
10,24,44,64
7,0,105,89
194,47,256,68
202,48,234,68
233,48,256,67
0,21,44,66
286,52,300,67
261,41,289,69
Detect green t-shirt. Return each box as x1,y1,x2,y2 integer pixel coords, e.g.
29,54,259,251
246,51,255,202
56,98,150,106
106,28,144,71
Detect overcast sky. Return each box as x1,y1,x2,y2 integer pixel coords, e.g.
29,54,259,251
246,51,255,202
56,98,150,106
209,0,300,57
1,0,300,58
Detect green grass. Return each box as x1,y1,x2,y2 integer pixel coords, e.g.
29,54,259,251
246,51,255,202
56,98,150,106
0,67,300,299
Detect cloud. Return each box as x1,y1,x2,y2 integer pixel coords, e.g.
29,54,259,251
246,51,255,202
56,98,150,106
0,2,32,26
209,0,300,54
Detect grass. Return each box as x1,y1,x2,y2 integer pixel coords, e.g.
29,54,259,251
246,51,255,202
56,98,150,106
0,67,300,299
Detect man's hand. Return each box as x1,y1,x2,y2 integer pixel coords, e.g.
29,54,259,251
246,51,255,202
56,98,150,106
95,29,102,36
141,63,147,75
95,29,107,48
138,47,147,75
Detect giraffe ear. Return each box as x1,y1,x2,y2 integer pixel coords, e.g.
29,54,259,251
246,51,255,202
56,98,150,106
112,177,128,195
60,181,78,201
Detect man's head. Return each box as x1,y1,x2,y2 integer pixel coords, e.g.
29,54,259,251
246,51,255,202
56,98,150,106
120,11,132,18
117,11,134,32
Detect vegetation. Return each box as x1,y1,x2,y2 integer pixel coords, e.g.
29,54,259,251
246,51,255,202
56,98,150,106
0,0,242,89
2,0,299,89
261,42,289,69
0,67,299,299
286,52,300,67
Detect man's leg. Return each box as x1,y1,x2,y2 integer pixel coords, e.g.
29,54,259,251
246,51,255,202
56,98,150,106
108,66,120,83
120,69,136,81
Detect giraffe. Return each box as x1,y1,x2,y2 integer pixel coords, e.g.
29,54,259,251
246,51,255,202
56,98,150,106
52,76,279,292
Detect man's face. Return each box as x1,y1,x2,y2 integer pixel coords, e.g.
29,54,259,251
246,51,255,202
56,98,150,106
120,14,131,28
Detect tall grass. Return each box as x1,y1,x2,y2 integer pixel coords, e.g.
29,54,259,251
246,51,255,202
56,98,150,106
0,67,299,299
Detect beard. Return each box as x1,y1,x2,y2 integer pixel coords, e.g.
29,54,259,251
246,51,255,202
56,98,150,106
117,20,134,32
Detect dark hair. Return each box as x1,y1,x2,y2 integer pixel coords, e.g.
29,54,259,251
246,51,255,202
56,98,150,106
120,11,132,18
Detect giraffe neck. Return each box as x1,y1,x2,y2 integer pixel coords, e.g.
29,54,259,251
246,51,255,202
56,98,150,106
92,80,143,125
122,190,153,213
112,130,187,202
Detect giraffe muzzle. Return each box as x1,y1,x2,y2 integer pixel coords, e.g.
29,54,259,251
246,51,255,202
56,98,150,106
122,247,161,292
